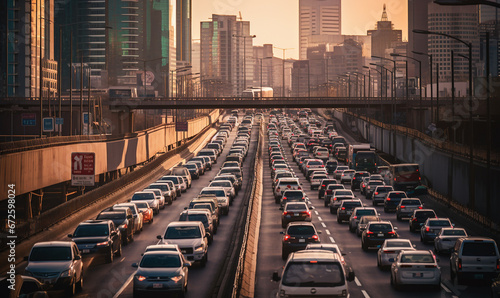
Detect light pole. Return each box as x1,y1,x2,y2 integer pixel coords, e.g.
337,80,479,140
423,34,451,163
233,34,256,93
372,55,396,98
413,51,434,123
274,46,293,97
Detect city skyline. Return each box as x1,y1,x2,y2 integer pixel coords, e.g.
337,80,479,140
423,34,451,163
192,0,408,60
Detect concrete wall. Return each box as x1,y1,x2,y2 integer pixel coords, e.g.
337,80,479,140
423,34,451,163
0,110,220,199
334,110,500,223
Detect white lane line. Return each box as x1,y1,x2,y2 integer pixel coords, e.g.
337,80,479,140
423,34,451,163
329,236,335,243
354,276,362,287
325,229,331,235
314,210,319,215
119,257,126,263
321,222,326,228
113,271,135,298
361,290,370,298
317,216,323,221
441,283,451,293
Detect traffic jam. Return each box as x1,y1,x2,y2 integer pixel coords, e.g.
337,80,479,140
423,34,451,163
16,111,257,297
265,109,500,297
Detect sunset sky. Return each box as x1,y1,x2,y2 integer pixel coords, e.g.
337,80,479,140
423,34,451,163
192,0,408,59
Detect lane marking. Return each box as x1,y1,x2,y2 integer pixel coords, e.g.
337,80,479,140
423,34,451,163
329,236,335,243
325,229,331,235
441,283,451,293
314,210,319,215
354,276,362,287
119,257,126,263
112,271,135,298
317,216,323,221
361,290,370,298
321,222,326,228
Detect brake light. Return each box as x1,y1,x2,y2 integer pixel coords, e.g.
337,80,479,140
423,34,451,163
497,259,500,270
321,185,326,187
302,197,305,200
458,258,462,270
333,197,337,201
418,206,423,209
341,207,346,210
366,231,374,235
284,235,291,241
353,177,356,180
400,206,405,208
96,241,109,246
282,197,287,201
386,198,391,201
310,260,318,263
426,227,430,232
412,218,417,222
374,192,378,195
312,235,319,240
353,216,357,219
298,187,302,190
283,211,288,215
388,231,396,235
394,178,397,181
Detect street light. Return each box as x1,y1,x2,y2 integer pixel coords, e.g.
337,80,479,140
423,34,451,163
232,34,256,93
372,55,396,98
274,46,293,97
413,28,475,209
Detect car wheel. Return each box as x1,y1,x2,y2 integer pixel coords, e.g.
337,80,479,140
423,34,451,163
362,241,368,251
330,206,334,214
337,217,342,224
133,289,138,298
66,279,76,296
396,214,401,221
76,274,83,291
106,248,114,263
324,200,329,207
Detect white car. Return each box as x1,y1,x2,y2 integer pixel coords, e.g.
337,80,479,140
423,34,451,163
309,172,329,190
340,169,356,184
433,228,467,254
200,187,230,215
377,239,416,269
391,250,441,291
334,166,349,180
313,147,330,160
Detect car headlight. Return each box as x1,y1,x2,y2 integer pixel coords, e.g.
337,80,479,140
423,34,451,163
60,269,72,277
136,275,147,281
195,245,204,252
170,275,183,283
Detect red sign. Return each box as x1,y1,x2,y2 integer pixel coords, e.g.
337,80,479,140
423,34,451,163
71,152,95,186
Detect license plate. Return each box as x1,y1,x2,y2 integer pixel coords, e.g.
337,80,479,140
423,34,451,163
377,233,384,237
153,283,163,288
413,273,423,278
82,249,90,254
299,239,305,243
474,274,484,279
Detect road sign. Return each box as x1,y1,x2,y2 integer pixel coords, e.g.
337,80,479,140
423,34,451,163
175,121,188,132
22,113,36,126
43,118,54,132
56,117,64,125
71,152,95,186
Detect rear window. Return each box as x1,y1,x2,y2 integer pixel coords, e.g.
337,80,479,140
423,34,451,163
462,242,498,256
401,199,421,205
415,211,436,218
282,262,344,287
369,224,393,232
442,229,467,236
286,204,307,211
343,202,362,208
429,220,451,227
356,209,376,216
386,241,412,248
283,191,304,198
401,253,434,263
335,191,352,196
287,225,315,235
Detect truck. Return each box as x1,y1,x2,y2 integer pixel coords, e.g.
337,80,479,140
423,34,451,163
348,144,377,172
388,163,425,194
241,87,273,98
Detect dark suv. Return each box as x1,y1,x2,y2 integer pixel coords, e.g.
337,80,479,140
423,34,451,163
96,209,134,245
337,200,363,223
361,221,399,251
325,160,338,174
383,191,408,213
409,209,437,232
351,171,370,190
69,220,122,263
318,179,338,200
281,222,320,260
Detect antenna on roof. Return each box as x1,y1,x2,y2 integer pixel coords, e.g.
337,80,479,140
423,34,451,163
381,4,389,22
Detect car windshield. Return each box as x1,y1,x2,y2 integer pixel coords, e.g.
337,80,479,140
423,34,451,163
132,193,154,200
211,182,231,187
287,225,315,235
73,224,109,237
462,242,498,256
140,254,181,268
134,202,149,209
30,246,72,261
165,226,202,239
201,190,225,197
282,262,344,287
369,224,393,232
429,220,451,227
97,212,125,220
386,241,412,248
442,229,466,236
400,254,434,263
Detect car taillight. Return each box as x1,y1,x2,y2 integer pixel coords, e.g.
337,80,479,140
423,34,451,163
312,235,319,240
388,231,396,235
353,177,356,180
306,211,311,216
497,259,500,270
367,186,371,189
301,197,305,200
412,218,417,221
386,198,391,201
374,192,378,195
400,206,405,208
458,258,462,270
426,227,430,232
394,178,397,181
283,211,288,215
96,241,108,246
298,187,302,190
418,206,423,209
353,216,358,219
333,197,337,201
284,235,291,241
321,184,326,187
341,207,345,210
366,231,374,235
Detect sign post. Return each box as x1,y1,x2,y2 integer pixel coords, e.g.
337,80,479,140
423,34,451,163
71,152,95,186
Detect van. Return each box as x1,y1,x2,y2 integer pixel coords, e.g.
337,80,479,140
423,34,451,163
450,237,500,284
272,250,354,297
170,167,192,189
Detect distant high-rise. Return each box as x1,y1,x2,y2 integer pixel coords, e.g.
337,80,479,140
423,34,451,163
299,0,342,60
408,0,432,81
200,14,254,96
478,1,500,77
367,4,402,57
177,0,192,64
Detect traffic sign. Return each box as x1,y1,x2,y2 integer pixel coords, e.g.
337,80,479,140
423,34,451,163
43,118,54,132
22,113,36,126
71,152,95,186
56,118,64,125
175,121,188,132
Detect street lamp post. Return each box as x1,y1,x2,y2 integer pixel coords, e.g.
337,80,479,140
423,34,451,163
274,47,293,97
413,51,434,123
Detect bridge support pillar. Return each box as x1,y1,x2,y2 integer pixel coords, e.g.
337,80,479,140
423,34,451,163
128,111,134,133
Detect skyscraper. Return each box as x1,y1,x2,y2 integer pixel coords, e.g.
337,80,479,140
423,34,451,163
367,4,402,57
177,0,192,65
299,0,342,60
408,0,432,81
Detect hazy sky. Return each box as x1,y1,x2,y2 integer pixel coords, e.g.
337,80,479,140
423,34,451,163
192,0,408,60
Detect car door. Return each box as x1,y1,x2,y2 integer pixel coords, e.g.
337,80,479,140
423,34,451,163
110,223,120,252
72,244,83,281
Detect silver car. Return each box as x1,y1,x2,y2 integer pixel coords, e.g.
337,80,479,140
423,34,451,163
390,250,441,291
132,251,190,297
377,239,416,269
433,228,468,254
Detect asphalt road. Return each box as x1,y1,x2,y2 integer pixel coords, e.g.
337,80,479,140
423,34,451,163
254,113,491,298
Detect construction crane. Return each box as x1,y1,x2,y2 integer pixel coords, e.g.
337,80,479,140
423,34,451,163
238,11,243,21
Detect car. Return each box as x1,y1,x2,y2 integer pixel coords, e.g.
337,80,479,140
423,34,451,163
199,187,230,215
178,209,214,244
24,241,83,295
395,198,423,220
68,220,122,263
280,190,308,207
184,162,201,179
305,243,346,265
272,170,296,188
222,161,241,169
280,202,312,228
409,209,437,233
213,174,241,193
274,178,302,203
131,191,160,215
272,250,355,296
337,199,363,223
361,221,399,251
158,175,186,195
420,218,454,243
372,185,394,206
329,189,355,214
188,197,220,228
281,222,321,260
96,208,134,245
356,215,381,236
157,221,209,266
145,183,172,205
390,250,441,291
314,147,330,161
208,180,236,202
160,180,178,200
132,201,154,224
377,239,416,270
0,274,49,298
310,172,329,190
112,203,144,233
325,160,338,174
318,179,338,200
450,237,500,284
218,167,243,185
197,149,218,165
132,251,190,297
383,191,408,213
323,184,345,207
433,228,468,254
348,207,378,232
351,171,370,190
365,180,385,200
189,160,206,175
340,169,356,184
333,165,349,180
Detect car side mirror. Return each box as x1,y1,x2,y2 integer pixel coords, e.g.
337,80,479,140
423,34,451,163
132,263,138,268
67,234,73,238
272,271,281,282
280,231,284,234
317,231,322,234
74,255,81,260
156,235,162,240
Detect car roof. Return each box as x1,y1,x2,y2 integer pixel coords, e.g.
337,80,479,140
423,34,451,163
167,221,203,227
32,241,73,248
290,250,341,262
142,250,180,257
